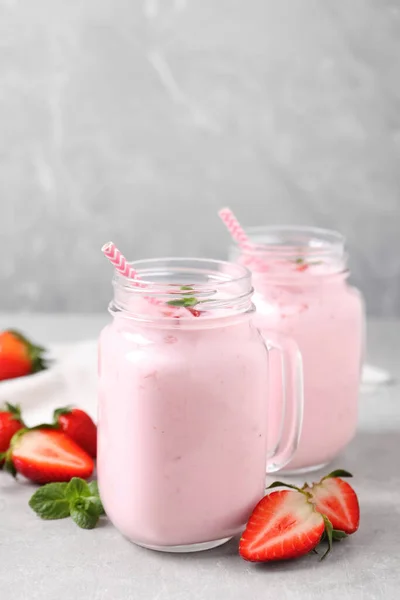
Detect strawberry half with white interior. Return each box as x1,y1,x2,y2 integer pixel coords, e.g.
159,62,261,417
303,469,360,534
239,489,333,562
239,468,359,563
2,428,94,484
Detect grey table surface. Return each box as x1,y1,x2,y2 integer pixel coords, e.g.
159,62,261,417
0,314,399,600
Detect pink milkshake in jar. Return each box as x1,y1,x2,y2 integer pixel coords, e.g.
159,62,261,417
230,226,365,474
98,258,303,552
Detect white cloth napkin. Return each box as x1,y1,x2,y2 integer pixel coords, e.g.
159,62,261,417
0,340,393,424
0,341,98,425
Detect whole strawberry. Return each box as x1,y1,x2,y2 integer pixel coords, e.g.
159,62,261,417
0,330,46,381
0,403,24,460
54,407,97,458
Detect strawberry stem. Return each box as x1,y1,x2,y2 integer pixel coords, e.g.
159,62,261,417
266,481,310,497
320,515,333,560
4,402,24,424
53,407,73,421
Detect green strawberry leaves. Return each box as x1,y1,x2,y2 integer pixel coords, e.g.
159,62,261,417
29,478,105,528
322,469,353,480
53,406,72,421
266,481,304,493
4,402,23,422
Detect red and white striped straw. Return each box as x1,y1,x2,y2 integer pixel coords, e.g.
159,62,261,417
218,208,252,248
101,242,163,306
101,241,139,279
218,208,268,272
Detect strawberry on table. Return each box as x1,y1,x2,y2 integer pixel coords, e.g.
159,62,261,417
239,469,360,563
0,330,46,381
304,469,360,534
54,407,97,458
239,489,328,562
0,403,24,458
2,428,94,484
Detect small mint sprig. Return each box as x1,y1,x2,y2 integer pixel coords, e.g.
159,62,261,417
29,478,105,529
167,285,201,309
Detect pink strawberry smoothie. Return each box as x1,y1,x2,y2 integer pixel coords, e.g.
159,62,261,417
98,316,269,549
234,227,365,472
97,259,280,551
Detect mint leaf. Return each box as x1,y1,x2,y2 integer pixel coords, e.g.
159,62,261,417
88,480,99,496
29,483,70,520
181,285,193,291
88,481,105,515
70,497,100,529
167,297,198,308
66,477,90,502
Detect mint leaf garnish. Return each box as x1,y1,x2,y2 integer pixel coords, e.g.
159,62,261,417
70,497,100,529
167,297,199,308
29,483,70,520
88,481,105,515
66,477,90,502
29,478,105,528
88,480,100,495
180,285,194,292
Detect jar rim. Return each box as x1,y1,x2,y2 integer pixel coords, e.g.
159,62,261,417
240,225,345,257
110,257,254,323
114,257,252,290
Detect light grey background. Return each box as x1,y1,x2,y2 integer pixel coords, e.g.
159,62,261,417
1,0,400,315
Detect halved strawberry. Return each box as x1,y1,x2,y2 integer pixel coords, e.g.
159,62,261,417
239,490,328,562
304,470,360,534
3,428,94,484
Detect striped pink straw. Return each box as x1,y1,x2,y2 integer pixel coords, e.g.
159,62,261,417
218,208,251,248
101,242,163,306
102,241,139,279
218,208,268,272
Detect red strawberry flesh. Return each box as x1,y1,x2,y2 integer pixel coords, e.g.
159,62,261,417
239,490,325,562
306,477,360,534
11,429,94,484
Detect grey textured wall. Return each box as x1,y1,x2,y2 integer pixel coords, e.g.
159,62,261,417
2,0,400,315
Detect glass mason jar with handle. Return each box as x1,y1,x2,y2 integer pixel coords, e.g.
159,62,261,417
230,226,365,474
98,258,303,552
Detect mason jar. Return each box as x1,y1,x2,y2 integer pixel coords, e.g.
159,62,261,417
230,226,365,473
98,258,303,552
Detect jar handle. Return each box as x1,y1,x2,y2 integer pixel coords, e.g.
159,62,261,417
259,330,304,473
